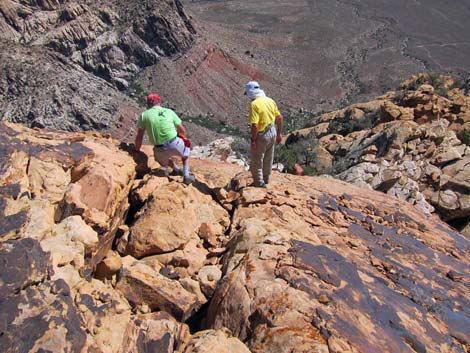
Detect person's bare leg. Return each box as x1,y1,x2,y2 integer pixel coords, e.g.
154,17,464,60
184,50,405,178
168,158,182,175
182,156,194,184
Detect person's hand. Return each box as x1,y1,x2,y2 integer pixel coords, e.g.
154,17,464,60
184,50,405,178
250,141,257,152
129,149,139,157
129,144,140,157
276,133,283,144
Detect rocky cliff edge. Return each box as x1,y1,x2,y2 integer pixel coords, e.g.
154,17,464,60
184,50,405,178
284,74,470,237
0,122,469,352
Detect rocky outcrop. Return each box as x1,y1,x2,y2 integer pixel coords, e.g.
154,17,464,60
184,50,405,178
183,329,252,353
191,136,248,167
0,0,195,132
1,122,469,352
0,122,248,352
206,174,470,352
126,176,230,258
285,74,470,235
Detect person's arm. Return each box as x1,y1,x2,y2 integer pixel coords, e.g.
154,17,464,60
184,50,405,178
275,114,283,144
176,124,186,136
251,123,259,151
134,128,145,152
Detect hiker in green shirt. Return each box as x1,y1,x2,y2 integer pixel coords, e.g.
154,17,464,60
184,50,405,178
134,93,195,185
245,81,283,187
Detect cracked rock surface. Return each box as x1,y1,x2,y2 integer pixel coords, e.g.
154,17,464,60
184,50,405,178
1,122,469,352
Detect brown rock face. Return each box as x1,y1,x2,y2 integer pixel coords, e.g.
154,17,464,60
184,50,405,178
0,122,251,352
120,312,191,353
0,280,88,353
116,257,201,322
207,176,470,353
126,178,229,258
1,122,469,352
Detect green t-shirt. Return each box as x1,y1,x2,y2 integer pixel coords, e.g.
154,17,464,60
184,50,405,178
137,106,182,145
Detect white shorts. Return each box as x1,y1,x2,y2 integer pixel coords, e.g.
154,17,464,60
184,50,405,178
153,137,190,167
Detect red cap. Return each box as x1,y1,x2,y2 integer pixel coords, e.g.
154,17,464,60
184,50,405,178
146,93,161,106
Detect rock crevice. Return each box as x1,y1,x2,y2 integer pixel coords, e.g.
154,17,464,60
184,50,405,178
1,122,469,352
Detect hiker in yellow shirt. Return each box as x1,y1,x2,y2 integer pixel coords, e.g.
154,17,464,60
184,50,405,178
245,81,283,187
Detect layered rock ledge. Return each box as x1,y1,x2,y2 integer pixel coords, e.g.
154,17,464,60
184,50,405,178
285,74,470,237
1,123,469,352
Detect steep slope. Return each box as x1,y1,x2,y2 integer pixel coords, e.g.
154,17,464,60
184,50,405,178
0,41,139,134
0,0,195,133
1,122,469,352
180,0,470,121
2,0,470,142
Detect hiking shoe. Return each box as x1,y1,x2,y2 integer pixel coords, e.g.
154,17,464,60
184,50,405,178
170,167,183,176
183,174,195,185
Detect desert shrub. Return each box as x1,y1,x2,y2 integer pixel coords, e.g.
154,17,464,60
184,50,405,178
450,77,470,95
422,71,449,96
274,138,317,176
327,110,378,136
184,114,245,137
282,110,315,133
303,165,316,175
435,87,449,96
231,137,250,159
427,70,444,87
457,129,470,146
127,80,146,103
393,90,406,103
407,75,427,91
406,71,448,91
274,145,297,170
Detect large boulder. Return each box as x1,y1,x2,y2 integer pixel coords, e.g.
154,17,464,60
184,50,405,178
126,178,230,258
116,256,201,322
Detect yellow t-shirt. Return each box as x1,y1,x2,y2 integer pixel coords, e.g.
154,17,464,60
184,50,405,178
248,96,280,132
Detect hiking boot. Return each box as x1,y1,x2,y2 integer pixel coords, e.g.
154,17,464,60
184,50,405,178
170,167,183,176
151,168,170,177
183,174,195,185
249,181,266,188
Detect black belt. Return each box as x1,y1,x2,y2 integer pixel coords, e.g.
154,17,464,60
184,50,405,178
155,137,177,148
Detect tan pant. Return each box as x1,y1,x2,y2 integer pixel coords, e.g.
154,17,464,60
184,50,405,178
250,125,276,185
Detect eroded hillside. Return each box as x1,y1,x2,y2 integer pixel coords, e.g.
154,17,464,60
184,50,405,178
3,0,470,140
0,0,194,135
182,0,470,120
